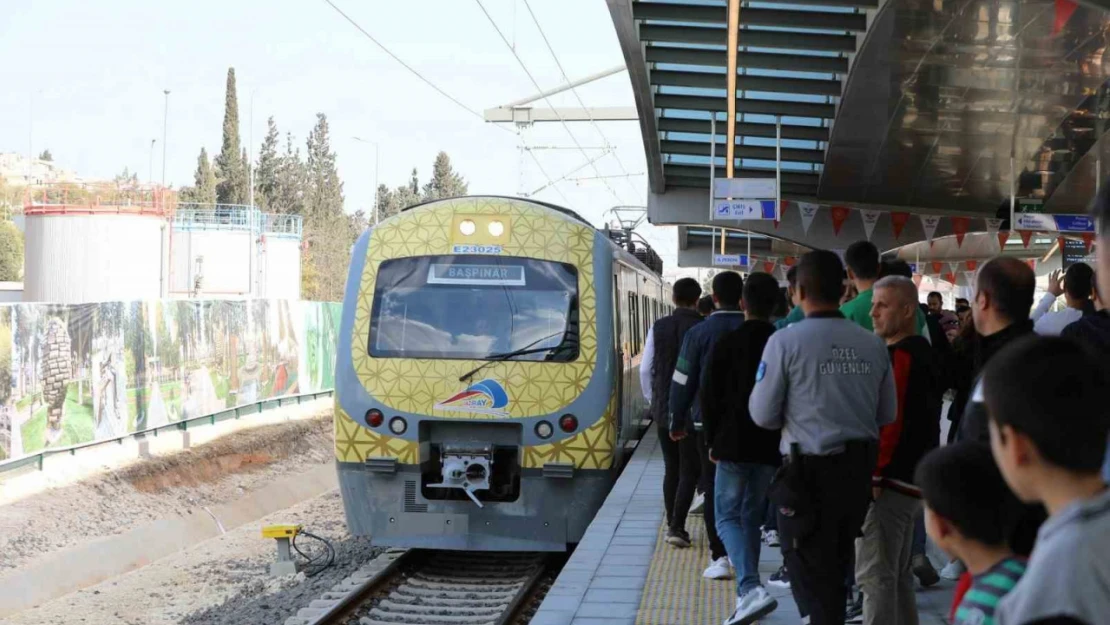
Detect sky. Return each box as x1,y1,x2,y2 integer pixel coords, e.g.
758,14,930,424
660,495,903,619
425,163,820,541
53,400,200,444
0,0,679,264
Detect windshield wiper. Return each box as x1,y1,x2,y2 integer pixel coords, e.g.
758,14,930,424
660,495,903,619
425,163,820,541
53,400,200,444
458,331,568,383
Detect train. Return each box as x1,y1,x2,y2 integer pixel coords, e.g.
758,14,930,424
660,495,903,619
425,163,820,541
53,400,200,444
334,196,667,551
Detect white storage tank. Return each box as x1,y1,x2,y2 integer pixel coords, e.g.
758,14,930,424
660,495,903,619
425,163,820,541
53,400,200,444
170,206,302,300
259,213,302,300
23,190,170,303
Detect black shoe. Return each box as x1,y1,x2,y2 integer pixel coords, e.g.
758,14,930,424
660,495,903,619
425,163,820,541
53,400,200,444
767,564,790,589
845,593,863,623
912,554,941,588
664,528,691,548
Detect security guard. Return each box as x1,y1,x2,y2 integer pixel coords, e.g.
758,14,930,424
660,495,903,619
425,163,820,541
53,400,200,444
749,250,896,625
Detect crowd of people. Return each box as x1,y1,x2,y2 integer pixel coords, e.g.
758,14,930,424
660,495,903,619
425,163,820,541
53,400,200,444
641,198,1110,625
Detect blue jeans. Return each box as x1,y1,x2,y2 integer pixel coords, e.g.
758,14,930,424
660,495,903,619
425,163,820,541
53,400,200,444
715,461,777,596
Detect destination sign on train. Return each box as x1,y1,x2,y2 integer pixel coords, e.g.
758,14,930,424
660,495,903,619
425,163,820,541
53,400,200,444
427,264,526,286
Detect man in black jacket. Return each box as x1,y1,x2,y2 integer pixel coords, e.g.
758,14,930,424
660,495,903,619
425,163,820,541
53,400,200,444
956,257,1035,443
701,272,782,625
857,276,941,625
956,256,1045,566
640,277,703,547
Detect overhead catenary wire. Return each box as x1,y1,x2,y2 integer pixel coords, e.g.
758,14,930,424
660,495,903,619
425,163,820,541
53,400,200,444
474,0,626,205
321,0,513,135
520,0,644,204
322,0,577,202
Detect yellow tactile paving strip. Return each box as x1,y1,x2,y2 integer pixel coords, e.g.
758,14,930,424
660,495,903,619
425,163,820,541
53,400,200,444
636,521,735,625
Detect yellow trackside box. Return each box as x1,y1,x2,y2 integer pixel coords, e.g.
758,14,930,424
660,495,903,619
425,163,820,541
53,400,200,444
261,524,302,539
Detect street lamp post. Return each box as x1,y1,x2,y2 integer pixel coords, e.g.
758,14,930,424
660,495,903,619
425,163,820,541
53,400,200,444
149,139,157,185
161,90,170,188
352,136,380,225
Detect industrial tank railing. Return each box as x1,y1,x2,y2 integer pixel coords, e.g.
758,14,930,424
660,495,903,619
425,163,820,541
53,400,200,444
173,203,303,238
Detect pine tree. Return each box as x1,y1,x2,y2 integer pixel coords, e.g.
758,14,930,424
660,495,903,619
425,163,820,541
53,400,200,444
304,113,343,220
38,150,53,162
422,152,467,200
215,67,249,205
254,117,281,210
241,147,251,204
187,147,218,204
301,113,349,301
272,132,305,215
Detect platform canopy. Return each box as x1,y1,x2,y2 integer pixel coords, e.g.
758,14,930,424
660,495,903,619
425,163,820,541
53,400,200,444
606,0,1110,260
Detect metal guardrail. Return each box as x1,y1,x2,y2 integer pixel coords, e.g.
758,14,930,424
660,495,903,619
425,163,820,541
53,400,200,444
0,389,334,477
173,204,304,238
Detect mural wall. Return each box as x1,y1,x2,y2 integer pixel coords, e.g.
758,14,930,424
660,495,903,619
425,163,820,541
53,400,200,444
0,299,340,462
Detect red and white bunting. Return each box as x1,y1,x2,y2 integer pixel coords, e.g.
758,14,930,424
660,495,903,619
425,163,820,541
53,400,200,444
830,206,851,236
784,256,798,267
1025,258,1037,271
1083,233,1096,253
860,209,881,241
985,218,1006,248
943,272,957,285
920,215,941,246
798,202,820,235
890,212,910,240
912,274,923,288
949,262,961,276
1019,230,1034,248
965,259,978,272
963,271,977,287
951,217,970,247
931,261,944,274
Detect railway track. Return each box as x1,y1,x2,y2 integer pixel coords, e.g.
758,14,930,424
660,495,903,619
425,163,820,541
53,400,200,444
286,549,550,625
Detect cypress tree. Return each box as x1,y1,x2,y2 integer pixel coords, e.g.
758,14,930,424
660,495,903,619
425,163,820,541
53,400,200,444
215,68,249,205
255,117,281,210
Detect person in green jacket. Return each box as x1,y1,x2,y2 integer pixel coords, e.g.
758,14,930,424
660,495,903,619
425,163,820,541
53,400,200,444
775,266,803,329
841,241,928,337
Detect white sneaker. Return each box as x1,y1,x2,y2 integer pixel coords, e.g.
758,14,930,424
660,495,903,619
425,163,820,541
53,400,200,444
941,559,966,580
723,586,778,625
690,491,706,515
703,556,734,580
764,529,780,547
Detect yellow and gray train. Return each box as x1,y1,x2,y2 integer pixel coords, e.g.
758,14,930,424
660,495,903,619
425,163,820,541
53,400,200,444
335,196,667,551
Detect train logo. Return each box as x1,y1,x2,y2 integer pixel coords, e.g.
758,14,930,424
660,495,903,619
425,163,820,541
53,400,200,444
433,379,510,416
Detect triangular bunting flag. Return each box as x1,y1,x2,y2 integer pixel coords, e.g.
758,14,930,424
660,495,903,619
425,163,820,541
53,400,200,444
1054,0,1078,35
998,230,1011,248
784,256,798,267
890,212,910,240
912,274,923,288
1083,233,1095,253
830,206,851,236
920,215,941,246
965,259,978,272
1025,258,1037,271
1019,230,1033,248
860,210,881,241
798,202,819,235
944,272,957,285
949,262,961,276
931,261,943,274
951,217,970,247
763,261,776,274
963,271,976,287
985,218,1005,247
1058,236,1068,253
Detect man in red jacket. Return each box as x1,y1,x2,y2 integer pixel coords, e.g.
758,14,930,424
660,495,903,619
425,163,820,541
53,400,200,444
856,276,942,625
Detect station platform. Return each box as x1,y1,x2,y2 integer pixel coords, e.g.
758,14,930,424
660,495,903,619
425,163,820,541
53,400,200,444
533,427,957,625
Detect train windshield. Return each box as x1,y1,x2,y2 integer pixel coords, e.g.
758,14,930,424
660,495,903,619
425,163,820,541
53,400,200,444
369,255,579,361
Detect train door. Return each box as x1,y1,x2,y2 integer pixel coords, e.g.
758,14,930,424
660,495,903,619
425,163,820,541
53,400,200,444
612,270,624,440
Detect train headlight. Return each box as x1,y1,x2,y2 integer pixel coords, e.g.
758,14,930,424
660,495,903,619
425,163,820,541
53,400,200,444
365,409,384,428
535,421,553,439
389,416,407,435
559,414,578,433
459,219,476,236
488,220,505,236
